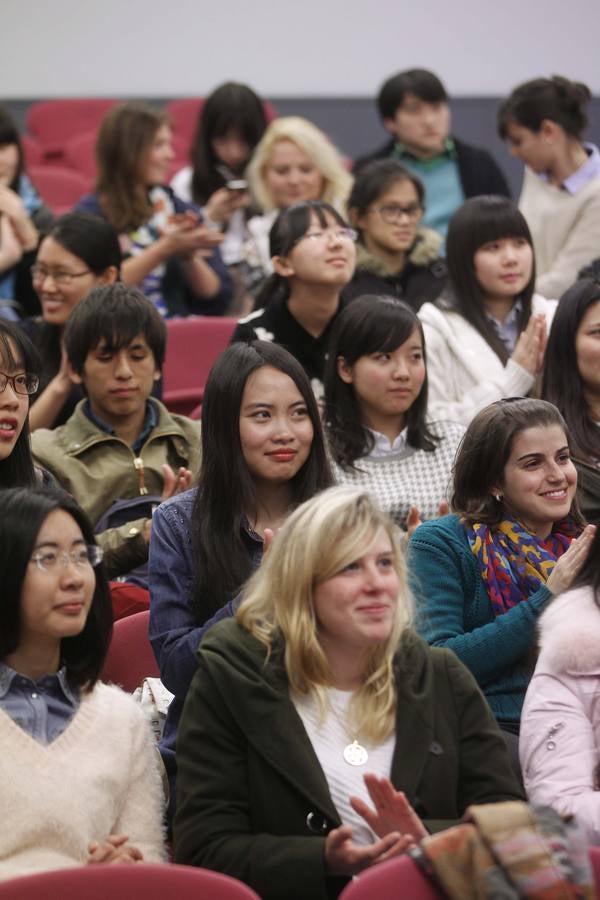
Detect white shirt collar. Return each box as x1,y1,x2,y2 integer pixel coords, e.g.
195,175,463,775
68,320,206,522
367,426,408,459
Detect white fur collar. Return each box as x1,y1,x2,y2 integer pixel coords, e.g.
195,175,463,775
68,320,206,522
537,586,600,673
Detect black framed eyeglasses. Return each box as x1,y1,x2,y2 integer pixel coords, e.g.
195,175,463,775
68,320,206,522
374,203,423,224
30,264,91,286
0,371,39,396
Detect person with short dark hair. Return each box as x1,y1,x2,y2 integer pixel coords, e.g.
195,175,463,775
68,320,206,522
419,196,555,425
22,212,121,431
0,487,165,879
542,279,600,523
0,106,53,318
31,284,200,579
355,69,510,239
343,160,446,309
410,398,596,737
498,76,600,298
231,201,356,398
324,296,463,530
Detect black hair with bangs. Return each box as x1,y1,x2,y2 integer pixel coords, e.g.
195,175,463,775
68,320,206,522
443,195,535,364
324,295,437,469
253,200,349,310
64,283,167,375
377,69,448,121
0,320,40,488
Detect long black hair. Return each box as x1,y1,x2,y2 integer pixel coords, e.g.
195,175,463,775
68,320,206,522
0,321,40,488
0,106,24,190
324,295,437,469
190,340,332,621
443,195,536,364
0,487,113,690
542,279,600,463
189,82,267,205
253,200,349,311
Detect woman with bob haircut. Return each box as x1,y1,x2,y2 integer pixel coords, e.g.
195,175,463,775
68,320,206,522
75,101,232,317
149,339,332,818
244,116,352,280
0,487,165,880
498,76,600,298
542,278,600,524
520,524,600,843
171,82,269,310
418,195,555,426
324,295,463,529
0,319,43,488
410,398,596,741
174,485,522,900
22,212,121,431
0,106,53,319
232,200,357,395
343,160,446,310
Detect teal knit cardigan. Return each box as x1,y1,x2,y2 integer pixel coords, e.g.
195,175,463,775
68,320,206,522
409,514,551,722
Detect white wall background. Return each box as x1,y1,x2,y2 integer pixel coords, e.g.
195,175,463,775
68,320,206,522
2,0,599,98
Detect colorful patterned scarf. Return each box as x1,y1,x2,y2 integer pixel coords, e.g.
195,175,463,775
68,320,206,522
466,517,580,616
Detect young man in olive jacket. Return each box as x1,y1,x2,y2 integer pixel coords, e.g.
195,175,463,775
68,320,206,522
32,284,200,579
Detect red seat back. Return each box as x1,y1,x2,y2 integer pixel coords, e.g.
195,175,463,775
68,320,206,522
27,165,90,214
63,130,97,184
162,316,237,415
340,855,441,899
0,863,260,899
102,610,158,692
25,99,117,161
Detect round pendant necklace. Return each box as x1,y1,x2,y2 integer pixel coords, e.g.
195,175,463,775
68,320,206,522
343,739,369,766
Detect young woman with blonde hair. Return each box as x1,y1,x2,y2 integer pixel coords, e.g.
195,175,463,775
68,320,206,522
75,101,231,316
244,116,352,280
174,485,522,900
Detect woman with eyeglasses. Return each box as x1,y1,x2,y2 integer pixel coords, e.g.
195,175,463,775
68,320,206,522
418,195,556,426
22,212,120,431
0,319,44,488
231,201,357,398
410,398,595,755
343,160,446,310
0,487,166,880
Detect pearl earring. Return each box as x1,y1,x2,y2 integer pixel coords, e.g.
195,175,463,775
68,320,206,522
494,494,502,502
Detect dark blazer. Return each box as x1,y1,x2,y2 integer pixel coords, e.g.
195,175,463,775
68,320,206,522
354,136,510,200
174,620,523,900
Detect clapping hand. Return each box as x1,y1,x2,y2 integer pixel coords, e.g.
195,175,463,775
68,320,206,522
406,500,450,537
87,834,143,865
351,773,428,843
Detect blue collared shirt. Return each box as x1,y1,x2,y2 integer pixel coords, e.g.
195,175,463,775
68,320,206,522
539,143,600,195
486,299,523,353
0,662,80,744
84,399,158,454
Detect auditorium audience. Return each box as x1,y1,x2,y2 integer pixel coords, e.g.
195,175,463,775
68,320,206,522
149,339,331,819
75,101,232,316
419,195,555,425
542,279,600,524
31,285,200,580
22,212,120,431
324,295,463,529
0,319,44,488
174,485,522,900
244,117,352,281
410,399,595,751
343,160,446,309
499,76,600,299
232,201,356,398
355,69,510,239
171,81,267,298
0,106,53,319
520,523,600,843
0,487,165,881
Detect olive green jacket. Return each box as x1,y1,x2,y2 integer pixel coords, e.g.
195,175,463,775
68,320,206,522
174,620,523,900
31,399,201,577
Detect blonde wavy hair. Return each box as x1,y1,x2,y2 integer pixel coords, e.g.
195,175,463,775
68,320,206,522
237,486,413,744
246,116,352,213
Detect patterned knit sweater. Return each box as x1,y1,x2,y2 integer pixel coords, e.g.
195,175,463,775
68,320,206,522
0,682,166,881
330,420,464,528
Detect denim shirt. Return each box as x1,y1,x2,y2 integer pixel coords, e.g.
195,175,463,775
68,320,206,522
148,488,263,812
0,662,79,744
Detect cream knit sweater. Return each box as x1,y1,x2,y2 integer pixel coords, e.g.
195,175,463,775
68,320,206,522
520,166,600,299
418,293,556,426
0,682,166,881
